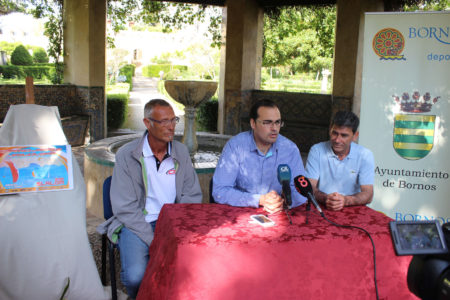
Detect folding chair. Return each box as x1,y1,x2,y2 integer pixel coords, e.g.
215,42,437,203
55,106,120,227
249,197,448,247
100,176,118,300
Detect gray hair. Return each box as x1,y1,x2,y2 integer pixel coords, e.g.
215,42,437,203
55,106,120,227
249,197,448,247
144,99,171,118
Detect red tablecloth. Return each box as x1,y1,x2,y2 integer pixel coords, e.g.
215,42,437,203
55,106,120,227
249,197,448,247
137,204,418,300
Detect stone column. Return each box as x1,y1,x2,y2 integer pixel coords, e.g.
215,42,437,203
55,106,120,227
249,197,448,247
218,0,263,135
332,0,384,117
64,0,107,141
352,0,384,116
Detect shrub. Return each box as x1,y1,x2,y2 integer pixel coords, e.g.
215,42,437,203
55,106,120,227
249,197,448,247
0,41,21,57
0,65,53,80
107,93,129,129
196,96,218,132
0,65,24,79
11,45,33,66
121,64,135,76
32,48,49,63
142,64,188,78
22,65,52,79
49,63,64,84
119,64,135,90
164,69,181,80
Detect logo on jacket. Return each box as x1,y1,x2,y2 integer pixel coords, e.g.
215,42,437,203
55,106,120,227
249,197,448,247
166,168,176,175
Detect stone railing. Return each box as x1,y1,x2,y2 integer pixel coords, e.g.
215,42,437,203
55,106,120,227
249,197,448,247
0,84,105,144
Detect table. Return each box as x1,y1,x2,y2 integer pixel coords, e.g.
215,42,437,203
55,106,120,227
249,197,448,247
137,204,418,300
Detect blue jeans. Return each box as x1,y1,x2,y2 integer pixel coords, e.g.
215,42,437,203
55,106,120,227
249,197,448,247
118,221,156,299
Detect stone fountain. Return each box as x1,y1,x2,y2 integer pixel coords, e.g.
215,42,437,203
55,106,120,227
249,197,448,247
164,80,218,156
84,80,225,218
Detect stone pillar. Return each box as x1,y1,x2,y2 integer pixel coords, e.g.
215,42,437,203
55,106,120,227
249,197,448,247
352,0,384,116
64,0,107,141
218,0,263,135
332,0,384,117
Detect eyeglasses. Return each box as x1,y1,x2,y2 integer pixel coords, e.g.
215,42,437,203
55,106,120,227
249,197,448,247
148,117,180,126
256,119,284,128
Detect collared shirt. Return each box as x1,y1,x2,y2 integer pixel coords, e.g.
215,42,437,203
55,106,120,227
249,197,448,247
212,130,307,208
305,141,375,195
142,134,176,223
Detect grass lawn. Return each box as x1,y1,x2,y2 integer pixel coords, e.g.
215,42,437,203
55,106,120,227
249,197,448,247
0,78,53,85
261,78,331,94
106,83,130,95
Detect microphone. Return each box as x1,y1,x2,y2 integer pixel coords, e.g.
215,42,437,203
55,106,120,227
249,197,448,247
294,175,323,215
277,164,292,206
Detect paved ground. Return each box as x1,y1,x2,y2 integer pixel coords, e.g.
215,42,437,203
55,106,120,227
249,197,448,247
121,71,185,133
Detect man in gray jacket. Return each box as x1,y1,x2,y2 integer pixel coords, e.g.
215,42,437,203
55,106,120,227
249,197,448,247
97,99,202,299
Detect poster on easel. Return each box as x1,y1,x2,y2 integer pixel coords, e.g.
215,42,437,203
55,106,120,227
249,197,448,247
359,12,450,223
0,145,73,194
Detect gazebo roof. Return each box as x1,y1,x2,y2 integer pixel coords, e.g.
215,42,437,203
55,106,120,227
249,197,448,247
164,0,408,11
163,0,409,10
163,0,336,6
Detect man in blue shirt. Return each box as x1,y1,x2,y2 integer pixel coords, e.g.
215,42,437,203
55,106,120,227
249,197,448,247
305,111,374,211
212,99,307,214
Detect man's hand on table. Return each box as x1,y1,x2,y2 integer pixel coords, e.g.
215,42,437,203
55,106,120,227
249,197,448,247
325,192,345,211
259,190,283,214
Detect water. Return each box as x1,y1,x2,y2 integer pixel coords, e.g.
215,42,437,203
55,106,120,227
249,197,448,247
192,150,220,164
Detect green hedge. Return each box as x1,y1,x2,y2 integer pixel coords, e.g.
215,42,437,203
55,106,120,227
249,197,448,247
107,93,129,129
142,64,188,78
33,48,49,63
0,65,25,79
196,96,218,132
0,65,52,79
119,64,135,91
11,45,33,66
23,66,52,79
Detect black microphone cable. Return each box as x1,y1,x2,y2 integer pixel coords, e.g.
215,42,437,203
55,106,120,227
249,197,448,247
294,175,379,299
314,210,380,300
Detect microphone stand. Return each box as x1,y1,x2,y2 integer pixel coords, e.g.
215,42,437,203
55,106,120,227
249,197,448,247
305,199,311,224
281,193,292,225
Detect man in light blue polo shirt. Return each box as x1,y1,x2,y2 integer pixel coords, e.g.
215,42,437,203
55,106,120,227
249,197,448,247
305,111,374,211
212,99,307,214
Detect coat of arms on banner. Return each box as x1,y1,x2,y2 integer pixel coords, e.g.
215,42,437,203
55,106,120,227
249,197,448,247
373,28,406,60
392,92,440,160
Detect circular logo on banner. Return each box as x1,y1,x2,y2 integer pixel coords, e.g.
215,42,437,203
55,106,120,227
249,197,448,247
372,28,406,60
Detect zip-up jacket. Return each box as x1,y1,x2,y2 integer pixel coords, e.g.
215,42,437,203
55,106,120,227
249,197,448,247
97,132,202,246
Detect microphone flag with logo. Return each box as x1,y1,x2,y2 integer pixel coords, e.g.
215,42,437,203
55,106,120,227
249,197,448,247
294,175,323,215
277,164,292,206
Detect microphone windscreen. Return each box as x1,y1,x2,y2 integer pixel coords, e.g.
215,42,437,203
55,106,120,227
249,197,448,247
277,164,291,183
294,175,313,197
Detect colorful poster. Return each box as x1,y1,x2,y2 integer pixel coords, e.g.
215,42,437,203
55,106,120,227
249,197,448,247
359,12,450,223
0,145,73,194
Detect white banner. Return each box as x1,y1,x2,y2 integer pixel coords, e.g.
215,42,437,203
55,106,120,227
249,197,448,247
359,12,450,223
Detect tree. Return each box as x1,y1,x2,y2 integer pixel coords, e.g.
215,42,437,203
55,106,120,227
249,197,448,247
0,41,22,57
32,47,49,63
263,6,336,75
184,42,220,79
11,44,33,65
0,0,27,15
106,1,222,47
2,0,447,82
106,48,129,84
387,0,449,10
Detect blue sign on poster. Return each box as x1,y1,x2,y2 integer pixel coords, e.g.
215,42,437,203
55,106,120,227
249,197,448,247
0,145,73,194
